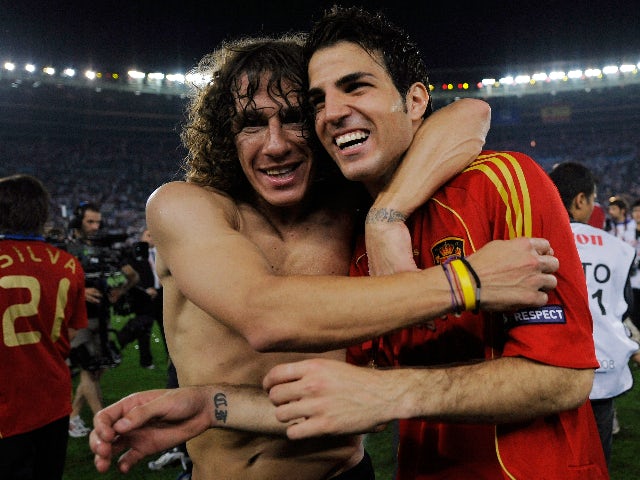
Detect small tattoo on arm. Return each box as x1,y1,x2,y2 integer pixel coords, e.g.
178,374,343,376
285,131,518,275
365,208,407,224
214,392,228,423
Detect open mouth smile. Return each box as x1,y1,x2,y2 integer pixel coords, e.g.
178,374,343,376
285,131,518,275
335,130,370,150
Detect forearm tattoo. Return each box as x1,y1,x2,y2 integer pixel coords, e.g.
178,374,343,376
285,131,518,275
213,392,228,423
365,207,407,224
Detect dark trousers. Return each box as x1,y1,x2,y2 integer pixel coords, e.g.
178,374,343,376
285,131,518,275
591,398,614,467
0,416,69,480
117,313,154,367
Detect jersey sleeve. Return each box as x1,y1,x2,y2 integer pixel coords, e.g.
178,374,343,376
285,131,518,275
466,151,597,369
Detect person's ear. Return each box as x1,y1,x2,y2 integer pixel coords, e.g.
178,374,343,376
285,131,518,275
405,82,429,120
575,192,588,209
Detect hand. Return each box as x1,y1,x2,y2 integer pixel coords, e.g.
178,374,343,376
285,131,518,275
264,359,389,440
85,287,102,304
365,208,418,275
145,287,159,299
107,287,124,304
90,388,212,473
465,237,558,311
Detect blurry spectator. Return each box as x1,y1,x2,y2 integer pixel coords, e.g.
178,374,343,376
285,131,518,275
0,174,87,479
629,199,640,331
606,196,636,245
66,202,138,437
549,162,639,465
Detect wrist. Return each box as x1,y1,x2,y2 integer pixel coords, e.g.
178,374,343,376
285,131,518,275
366,207,407,225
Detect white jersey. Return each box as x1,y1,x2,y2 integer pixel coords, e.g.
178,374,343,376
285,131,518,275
571,222,638,399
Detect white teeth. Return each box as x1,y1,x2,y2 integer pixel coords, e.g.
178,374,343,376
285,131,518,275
265,166,295,176
335,131,368,148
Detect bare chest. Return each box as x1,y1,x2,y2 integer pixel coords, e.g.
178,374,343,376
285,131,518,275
241,209,353,276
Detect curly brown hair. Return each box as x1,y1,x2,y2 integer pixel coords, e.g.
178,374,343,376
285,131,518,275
181,34,314,200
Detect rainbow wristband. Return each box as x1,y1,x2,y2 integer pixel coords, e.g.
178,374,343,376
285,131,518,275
450,259,476,312
442,262,462,314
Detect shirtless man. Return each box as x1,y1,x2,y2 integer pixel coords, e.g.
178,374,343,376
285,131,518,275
90,35,558,479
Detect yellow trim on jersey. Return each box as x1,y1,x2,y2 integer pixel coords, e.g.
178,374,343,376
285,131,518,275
465,152,533,239
430,198,478,253
495,426,518,479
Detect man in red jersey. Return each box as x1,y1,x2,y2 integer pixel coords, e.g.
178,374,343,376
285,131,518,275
264,6,608,479
0,174,88,479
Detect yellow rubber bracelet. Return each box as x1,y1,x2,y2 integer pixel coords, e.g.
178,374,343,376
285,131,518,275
450,259,476,311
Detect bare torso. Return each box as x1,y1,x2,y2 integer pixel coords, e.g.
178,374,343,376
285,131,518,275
157,188,364,480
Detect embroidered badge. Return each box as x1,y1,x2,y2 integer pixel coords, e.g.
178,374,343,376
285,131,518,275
431,237,465,265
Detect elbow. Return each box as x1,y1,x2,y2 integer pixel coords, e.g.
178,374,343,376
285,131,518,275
240,316,298,353
456,98,491,144
562,368,595,411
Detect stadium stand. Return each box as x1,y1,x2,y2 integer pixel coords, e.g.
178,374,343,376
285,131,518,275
1,67,639,236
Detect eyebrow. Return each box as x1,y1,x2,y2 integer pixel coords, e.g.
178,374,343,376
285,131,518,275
308,71,375,98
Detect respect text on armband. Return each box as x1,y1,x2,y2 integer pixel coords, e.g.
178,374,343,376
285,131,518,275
503,305,566,327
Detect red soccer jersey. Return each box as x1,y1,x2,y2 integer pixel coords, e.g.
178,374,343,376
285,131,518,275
348,151,608,479
0,239,88,438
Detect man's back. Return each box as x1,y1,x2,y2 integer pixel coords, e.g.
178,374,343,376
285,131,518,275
150,181,363,479
571,221,637,399
0,239,87,437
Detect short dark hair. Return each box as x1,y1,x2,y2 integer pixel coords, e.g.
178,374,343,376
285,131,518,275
0,174,50,235
608,196,628,211
548,162,596,212
304,5,433,118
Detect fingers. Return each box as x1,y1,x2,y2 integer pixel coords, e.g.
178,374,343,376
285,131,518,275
263,361,306,393
116,448,147,473
529,237,551,255
90,429,114,473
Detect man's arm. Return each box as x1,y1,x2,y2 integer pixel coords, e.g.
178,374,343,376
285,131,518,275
365,98,491,274
263,357,594,440
91,385,288,473
147,182,557,352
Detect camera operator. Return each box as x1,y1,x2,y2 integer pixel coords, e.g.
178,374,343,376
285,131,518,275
65,201,138,438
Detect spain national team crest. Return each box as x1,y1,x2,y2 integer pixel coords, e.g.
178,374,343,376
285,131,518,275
431,237,465,265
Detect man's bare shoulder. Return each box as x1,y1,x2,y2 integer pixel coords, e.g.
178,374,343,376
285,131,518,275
147,181,240,228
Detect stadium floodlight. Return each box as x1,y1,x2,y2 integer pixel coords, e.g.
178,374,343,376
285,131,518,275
532,72,548,82
498,76,514,85
166,73,185,83
549,71,565,80
620,64,636,73
584,68,602,78
85,70,97,80
128,70,145,80
481,78,496,86
4,62,15,71
148,72,165,80
25,64,36,73
567,69,583,79
602,65,619,75
515,75,530,84
43,66,55,76
62,68,75,77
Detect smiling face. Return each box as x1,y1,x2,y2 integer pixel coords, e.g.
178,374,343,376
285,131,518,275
232,73,314,209
308,41,423,194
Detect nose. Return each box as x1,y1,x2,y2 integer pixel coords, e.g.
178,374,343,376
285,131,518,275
262,120,291,157
320,91,351,126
